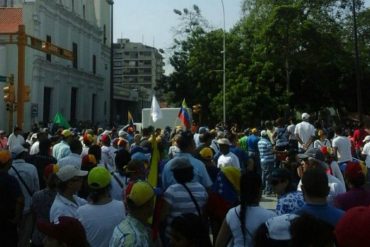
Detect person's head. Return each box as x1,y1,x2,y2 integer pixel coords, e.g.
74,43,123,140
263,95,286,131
100,134,111,146
88,144,101,162
260,130,268,139
335,206,370,247
115,148,131,174
290,214,335,247
176,131,195,152
39,138,52,155
0,130,6,138
317,129,327,140
11,145,28,160
301,113,310,122
124,180,155,220
363,135,370,144
123,159,146,180
133,134,142,144
37,216,89,247
13,126,22,136
199,132,213,146
172,158,194,184
240,171,262,205
61,129,73,142
301,168,329,202
297,148,326,173
55,165,88,195
43,164,59,190
69,139,82,155
87,166,112,203
0,149,12,171
269,168,295,195
275,117,284,127
82,132,94,146
198,147,214,164
170,213,212,247
251,128,258,135
334,125,343,135
344,162,366,188
81,154,97,172
217,138,231,155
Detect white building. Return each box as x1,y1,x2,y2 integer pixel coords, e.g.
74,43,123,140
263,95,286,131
0,0,112,132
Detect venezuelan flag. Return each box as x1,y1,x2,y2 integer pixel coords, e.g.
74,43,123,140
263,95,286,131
178,99,191,129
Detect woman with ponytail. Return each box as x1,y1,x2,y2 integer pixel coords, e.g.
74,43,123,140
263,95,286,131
215,171,276,247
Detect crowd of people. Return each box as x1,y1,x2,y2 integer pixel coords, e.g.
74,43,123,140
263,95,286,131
1,112,370,247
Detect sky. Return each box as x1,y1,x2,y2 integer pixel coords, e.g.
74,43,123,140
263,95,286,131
113,0,370,74
113,0,243,74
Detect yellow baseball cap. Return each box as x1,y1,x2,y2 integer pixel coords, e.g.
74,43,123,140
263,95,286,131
125,180,155,207
199,147,213,160
88,167,112,189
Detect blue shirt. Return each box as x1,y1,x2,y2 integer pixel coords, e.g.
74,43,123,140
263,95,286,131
295,203,345,226
276,191,305,215
230,145,248,170
258,137,275,162
162,153,212,190
247,134,260,153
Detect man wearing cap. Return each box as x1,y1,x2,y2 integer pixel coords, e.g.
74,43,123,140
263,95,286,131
162,131,212,190
0,150,24,247
294,113,315,152
100,134,116,172
110,180,155,247
297,148,346,204
8,145,39,247
247,128,260,173
52,129,73,161
0,130,8,149
7,126,25,153
77,167,125,247
50,165,88,223
217,138,240,169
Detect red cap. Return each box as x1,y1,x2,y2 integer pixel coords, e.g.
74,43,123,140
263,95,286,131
101,134,110,144
335,206,370,247
37,216,87,247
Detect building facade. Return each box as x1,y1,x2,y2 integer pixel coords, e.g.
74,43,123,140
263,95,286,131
113,38,164,122
0,0,112,132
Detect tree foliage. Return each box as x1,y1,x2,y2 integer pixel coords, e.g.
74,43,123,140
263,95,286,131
159,1,370,126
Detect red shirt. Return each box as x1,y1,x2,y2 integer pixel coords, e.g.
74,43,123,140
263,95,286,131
353,128,367,149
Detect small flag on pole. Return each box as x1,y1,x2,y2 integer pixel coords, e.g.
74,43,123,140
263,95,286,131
178,99,191,129
150,95,162,122
128,111,134,126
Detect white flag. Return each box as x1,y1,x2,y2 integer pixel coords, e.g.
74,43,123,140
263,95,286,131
150,95,162,122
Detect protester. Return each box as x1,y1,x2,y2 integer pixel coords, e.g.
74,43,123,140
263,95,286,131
269,168,304,215
320,146,345,186
294,113,315,151
77,167,125,247
8,145,39,247
7,126,25,152
52,129,73,161
0,129,8,149
313,129,331,149
31,164,59,247
333,162,370,210
170,213,212,247
217,138,240,169
0,150,24,247
58,139,83,169
258,130,275,195
296,168,345,227
215,171,276,247
332,125,352,172
110,180,155,246
50,165,87,222
37,216,89,247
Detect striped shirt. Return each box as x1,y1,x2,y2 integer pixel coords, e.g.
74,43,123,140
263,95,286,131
258,137,275,162
163,182,208,238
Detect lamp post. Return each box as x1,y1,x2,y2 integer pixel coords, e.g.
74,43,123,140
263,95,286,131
107,0,114,126
221,0,226,124
351,0,362,119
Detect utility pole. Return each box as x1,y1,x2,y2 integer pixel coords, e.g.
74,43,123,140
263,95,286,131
352,0,362,120
17,25,26,128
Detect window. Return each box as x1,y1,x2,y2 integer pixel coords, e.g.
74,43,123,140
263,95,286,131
92,55,96,74
72,42,78,69
46,35,51,61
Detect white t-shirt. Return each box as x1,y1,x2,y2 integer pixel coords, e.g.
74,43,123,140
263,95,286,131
77,200,125,247
30,141,40,155
332,136,352,162
362,142,370,168
217,152,240,169
50,193,87,223
313,139,331,149
226,205,276,247
294,121,315,149
297,174,346,205
287,124,297,140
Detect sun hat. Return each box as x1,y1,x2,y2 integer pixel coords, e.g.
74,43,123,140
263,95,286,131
56,165,88,182
125,180,155,207
87,166,111,189
37,216,87,247
61,129,72,137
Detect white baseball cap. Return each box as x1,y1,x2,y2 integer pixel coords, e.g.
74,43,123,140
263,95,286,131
56,165,88,182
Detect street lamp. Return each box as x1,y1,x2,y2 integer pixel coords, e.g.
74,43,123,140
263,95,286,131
107,0,114,126
221,0,226,124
